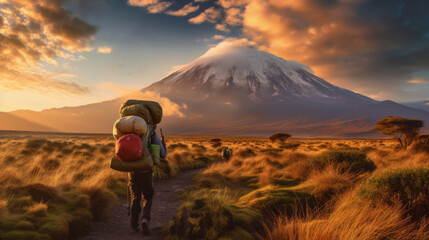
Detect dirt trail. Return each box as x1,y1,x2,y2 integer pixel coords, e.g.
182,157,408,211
79,168,201,240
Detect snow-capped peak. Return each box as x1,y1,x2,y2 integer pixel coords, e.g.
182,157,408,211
147,41,375,104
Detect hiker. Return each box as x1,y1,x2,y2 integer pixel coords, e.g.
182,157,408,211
110,100,166,236
222,147,233,161
129,131,167,235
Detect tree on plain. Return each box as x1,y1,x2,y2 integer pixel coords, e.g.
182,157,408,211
375,116,424,150
269,133,291,144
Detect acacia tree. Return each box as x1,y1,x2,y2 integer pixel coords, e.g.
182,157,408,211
269,133,291,144
375,116,424,150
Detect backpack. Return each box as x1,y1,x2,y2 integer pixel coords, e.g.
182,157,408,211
110,100,163,172
115,133,143,161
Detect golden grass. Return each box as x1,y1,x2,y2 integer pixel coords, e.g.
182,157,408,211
1,133,428,239
266,193,429,240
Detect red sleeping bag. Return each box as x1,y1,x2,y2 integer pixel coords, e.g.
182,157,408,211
115,133,143,161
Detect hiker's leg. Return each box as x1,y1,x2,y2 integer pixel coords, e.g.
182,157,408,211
141,171,154,222
129,172,142,229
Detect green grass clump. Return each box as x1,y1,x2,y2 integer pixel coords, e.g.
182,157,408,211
167,195,261,240
81,187,116,220
108,180,128,197
14,221,35,231
357,167,429,220
238,186,315,215
38,218,69,240
310,150,376,173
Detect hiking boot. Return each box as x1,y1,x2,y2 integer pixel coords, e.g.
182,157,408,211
141,218,150,235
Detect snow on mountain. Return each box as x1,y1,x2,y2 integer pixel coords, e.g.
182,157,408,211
147,41,375,104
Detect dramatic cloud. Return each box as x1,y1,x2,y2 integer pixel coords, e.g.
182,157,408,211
97,46,112,54
0,0,96,95
189,7,221,24
166,2,199,16
128,0,429,101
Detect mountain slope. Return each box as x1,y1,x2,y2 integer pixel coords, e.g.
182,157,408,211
401,100,429,112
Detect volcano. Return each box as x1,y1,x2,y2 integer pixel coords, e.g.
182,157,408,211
3,42,429,136
141,42,429,136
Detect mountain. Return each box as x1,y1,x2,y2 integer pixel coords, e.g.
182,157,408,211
400,100,429,113
0,112,55,132
2,42,429,136
142,42,429,136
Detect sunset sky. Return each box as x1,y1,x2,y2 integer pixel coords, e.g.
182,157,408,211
1,0,429,112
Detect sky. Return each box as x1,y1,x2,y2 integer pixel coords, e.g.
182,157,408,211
0,0,429,112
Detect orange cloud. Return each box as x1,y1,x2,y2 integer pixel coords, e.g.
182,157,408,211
166,3,199,16
97,46,112,54
0,0,96,95
189,7,221,24
127,0,172,13
215,23,230,32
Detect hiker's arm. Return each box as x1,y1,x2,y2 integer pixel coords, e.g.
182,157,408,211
153,134,168,158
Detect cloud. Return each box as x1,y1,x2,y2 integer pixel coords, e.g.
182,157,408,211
0,0,96,95
215,23,230,32
127,0,172,13
189,7,221,24
166,3,199,16
97,46,112,54
213,34,225,40
238,0,429,100
102,82,138,96
127,0,429,101
407,78,427,84
126,91,185,118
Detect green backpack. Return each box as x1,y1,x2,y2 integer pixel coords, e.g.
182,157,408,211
110,100,163,172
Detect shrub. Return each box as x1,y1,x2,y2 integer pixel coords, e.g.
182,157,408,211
25,139,51,149
24,183,57,203
411,134,429,153
192,144,207,152
168,195,262,240
237,148,256,158
38,218,69,240
168,143,188,151
42,159,60,171
310,150,376,173
212,142,222,148
81,187,116,220
210,138,222,143
357,167,429,220
238,186,315,216
269,133,291,143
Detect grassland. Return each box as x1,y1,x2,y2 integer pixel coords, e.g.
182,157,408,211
0,131,428,240
164,136,429,240
0,131,219,240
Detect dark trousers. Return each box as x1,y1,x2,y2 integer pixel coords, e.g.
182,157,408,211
128,171,154,228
